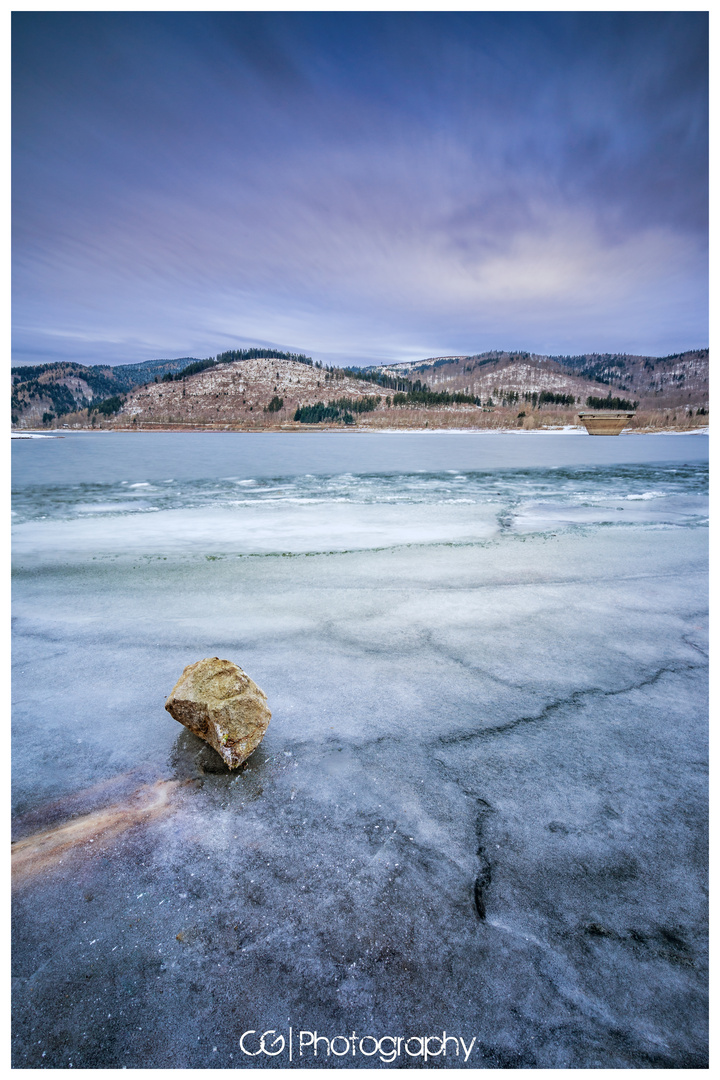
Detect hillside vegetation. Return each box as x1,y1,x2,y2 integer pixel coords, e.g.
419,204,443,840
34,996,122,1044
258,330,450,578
11,347,708,431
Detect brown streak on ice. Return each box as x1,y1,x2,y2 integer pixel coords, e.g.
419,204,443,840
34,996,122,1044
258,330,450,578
11,779,184,883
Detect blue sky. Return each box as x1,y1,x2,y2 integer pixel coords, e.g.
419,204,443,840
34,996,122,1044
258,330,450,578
12,11,708,368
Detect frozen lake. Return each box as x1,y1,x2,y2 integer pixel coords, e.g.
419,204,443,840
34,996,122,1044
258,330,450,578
12,431,708,1067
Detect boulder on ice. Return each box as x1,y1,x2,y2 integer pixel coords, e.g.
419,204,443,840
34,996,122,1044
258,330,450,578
165,657,271,769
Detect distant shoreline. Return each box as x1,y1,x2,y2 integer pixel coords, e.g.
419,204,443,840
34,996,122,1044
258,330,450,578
12,425,708,438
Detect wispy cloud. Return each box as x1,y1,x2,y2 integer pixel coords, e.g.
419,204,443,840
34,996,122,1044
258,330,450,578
12,11,707,366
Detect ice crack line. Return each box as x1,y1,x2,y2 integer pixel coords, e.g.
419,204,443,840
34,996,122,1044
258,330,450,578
431,756,496,923
473,799,494,921
435,660,706,748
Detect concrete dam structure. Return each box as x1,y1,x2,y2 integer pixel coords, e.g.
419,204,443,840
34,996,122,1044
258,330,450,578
578,411,635,435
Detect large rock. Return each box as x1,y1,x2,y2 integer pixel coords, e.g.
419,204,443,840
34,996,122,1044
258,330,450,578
165,657,271,769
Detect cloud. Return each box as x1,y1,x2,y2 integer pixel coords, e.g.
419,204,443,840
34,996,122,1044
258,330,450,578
12,11,707,366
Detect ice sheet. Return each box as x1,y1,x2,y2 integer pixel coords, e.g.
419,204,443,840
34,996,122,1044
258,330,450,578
12,434,708,1068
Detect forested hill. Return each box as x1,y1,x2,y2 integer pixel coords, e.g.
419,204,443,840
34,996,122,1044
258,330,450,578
10,346,708,429
10,348,312,426
97,357,202,389
366,348,708,414
10,359,198,425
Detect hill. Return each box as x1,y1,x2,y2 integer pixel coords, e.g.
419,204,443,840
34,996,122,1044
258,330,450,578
11,347,708,431
10,348,311,428
366,349,709,414
88,357,386,429
10,358,201,426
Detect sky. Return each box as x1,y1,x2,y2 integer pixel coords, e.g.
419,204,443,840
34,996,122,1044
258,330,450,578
12,11,709,369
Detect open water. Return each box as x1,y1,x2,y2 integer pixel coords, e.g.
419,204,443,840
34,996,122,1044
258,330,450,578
12,431,708,1067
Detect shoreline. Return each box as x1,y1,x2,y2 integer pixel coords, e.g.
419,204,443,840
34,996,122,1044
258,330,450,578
12,425,709,438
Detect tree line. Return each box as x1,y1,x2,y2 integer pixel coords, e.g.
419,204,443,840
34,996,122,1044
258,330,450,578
392,389,479,406
585,393,638,410
160,348,315,383
294,396,381,424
